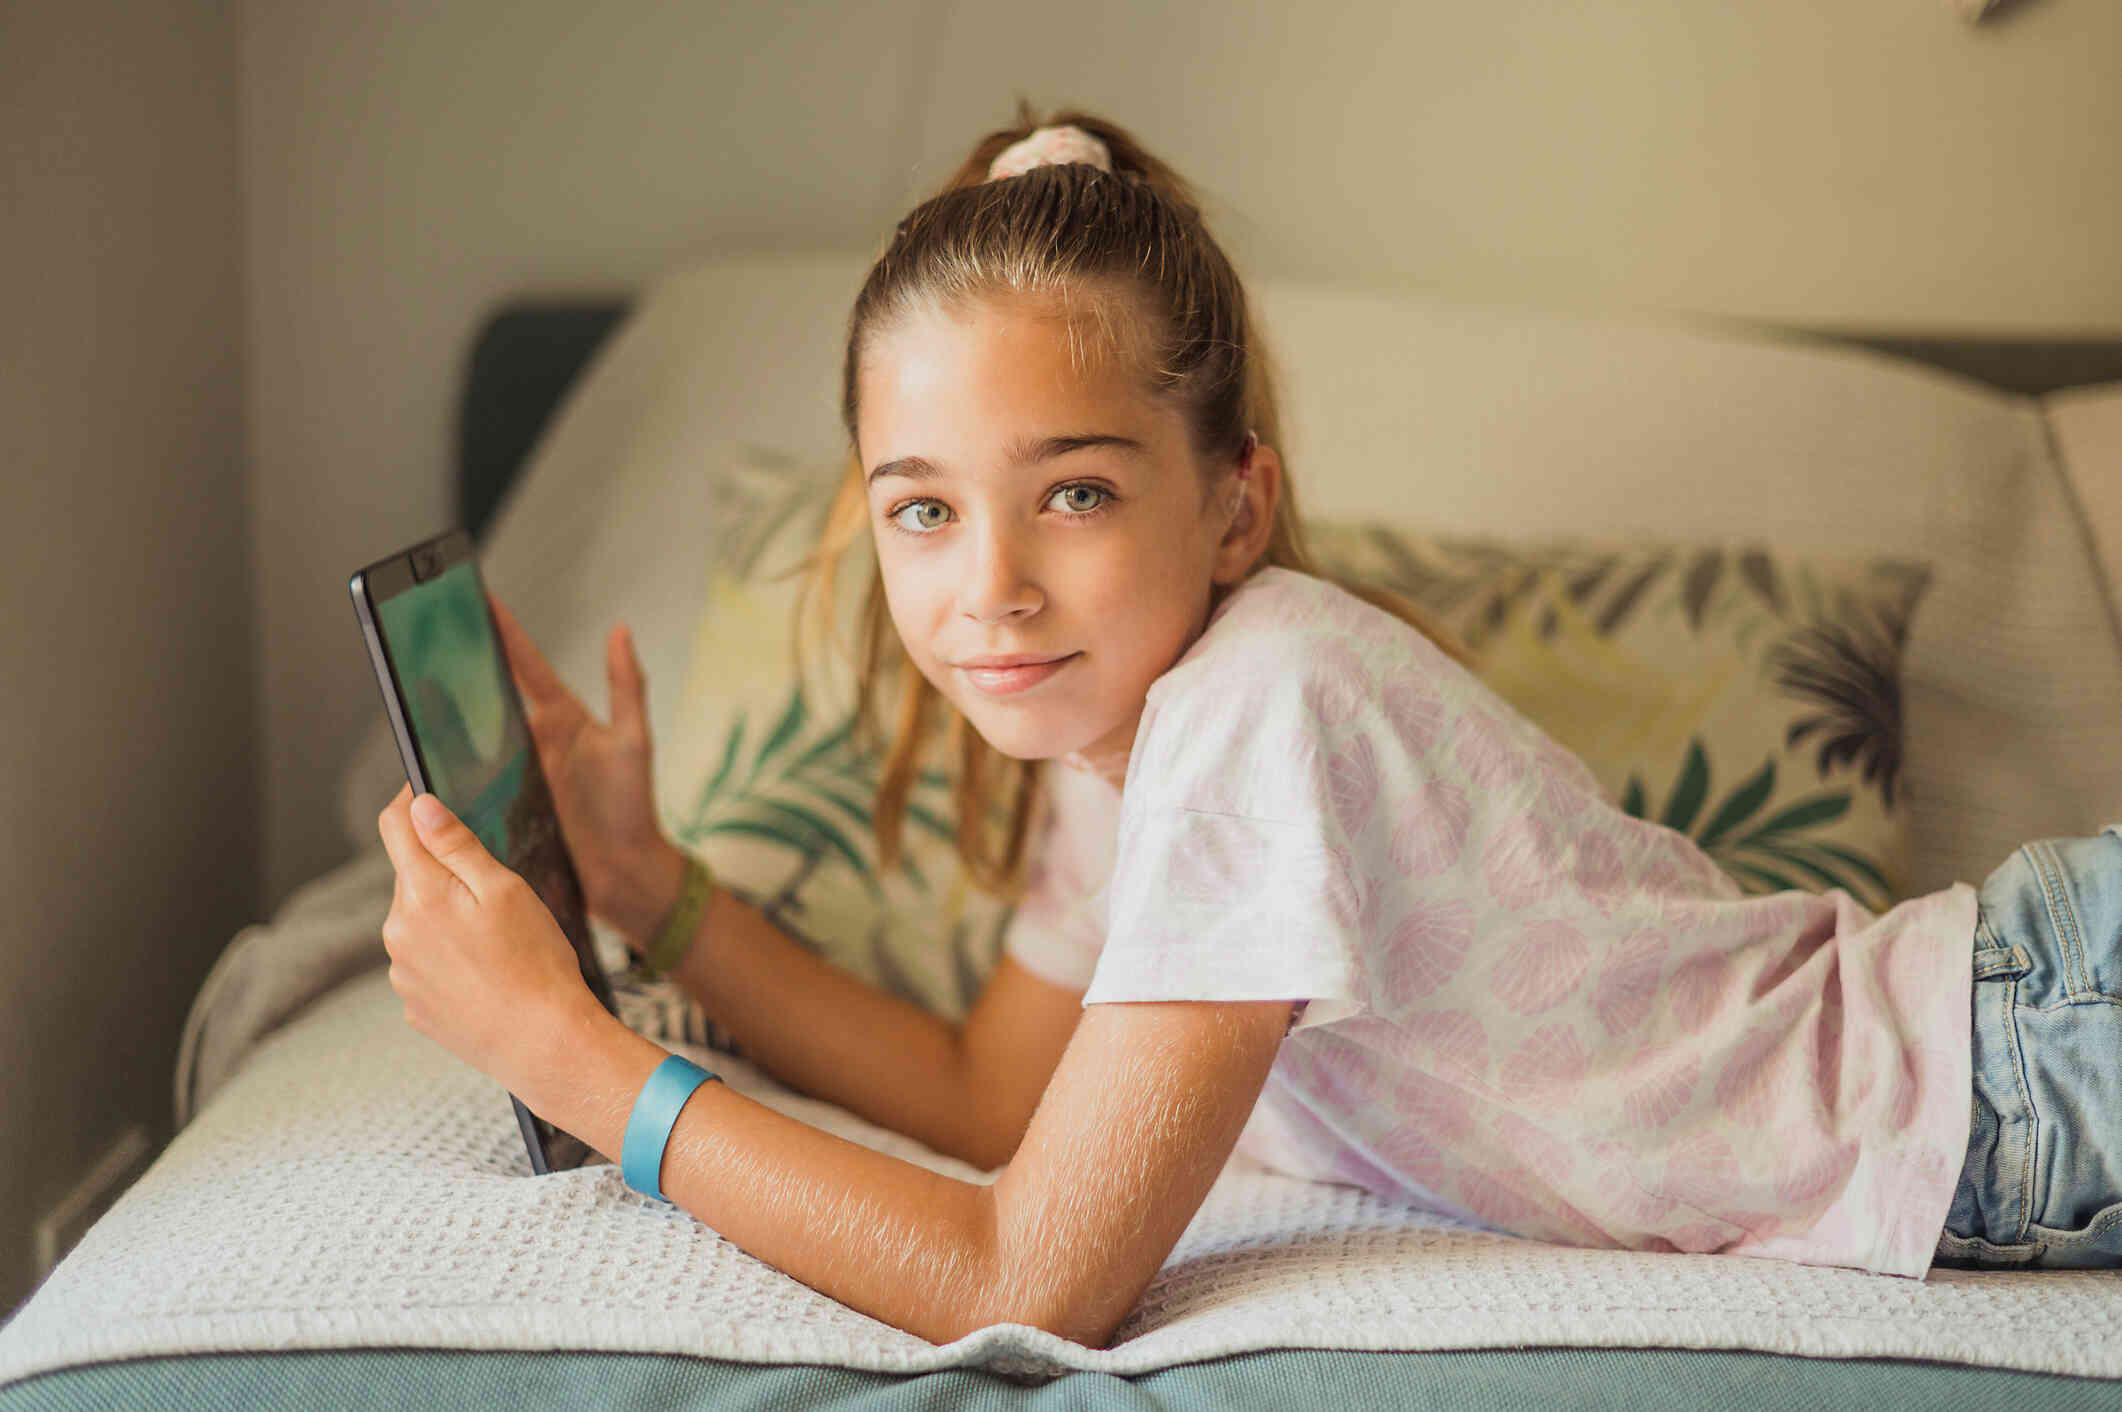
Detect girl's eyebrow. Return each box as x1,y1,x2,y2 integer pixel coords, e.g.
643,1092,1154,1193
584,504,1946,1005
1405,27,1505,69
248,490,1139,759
866,433,1147,487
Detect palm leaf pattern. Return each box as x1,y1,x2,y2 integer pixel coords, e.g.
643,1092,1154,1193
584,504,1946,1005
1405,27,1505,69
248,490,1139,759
669,680,1000,1013
1766,563,1928,809
1308,528,1802,651
1621,738,1892,910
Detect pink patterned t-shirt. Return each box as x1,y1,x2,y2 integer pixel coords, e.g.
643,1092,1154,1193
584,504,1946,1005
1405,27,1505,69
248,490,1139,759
1003,565,1978,1278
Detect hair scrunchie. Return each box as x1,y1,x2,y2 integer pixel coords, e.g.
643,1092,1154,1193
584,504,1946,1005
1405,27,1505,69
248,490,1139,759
986,124,1113,181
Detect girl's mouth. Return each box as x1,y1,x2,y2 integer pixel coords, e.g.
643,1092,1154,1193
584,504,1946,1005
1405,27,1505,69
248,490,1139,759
961,654,1078,696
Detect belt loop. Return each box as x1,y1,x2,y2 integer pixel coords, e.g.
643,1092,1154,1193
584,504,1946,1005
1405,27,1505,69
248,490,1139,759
1972,944,2032,981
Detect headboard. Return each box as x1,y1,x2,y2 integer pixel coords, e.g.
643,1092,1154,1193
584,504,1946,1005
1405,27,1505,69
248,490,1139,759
457,303,633,544
454,299,2122,545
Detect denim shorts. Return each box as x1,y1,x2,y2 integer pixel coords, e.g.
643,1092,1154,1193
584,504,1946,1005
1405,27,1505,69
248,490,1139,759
1934,823,2122,1269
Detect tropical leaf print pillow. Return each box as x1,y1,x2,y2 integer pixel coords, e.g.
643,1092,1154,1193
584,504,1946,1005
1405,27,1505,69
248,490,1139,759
1303,524,1931,912
623,448,1933,1046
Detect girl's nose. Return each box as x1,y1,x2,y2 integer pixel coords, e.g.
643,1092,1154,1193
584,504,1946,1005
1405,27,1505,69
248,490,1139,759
957,524,1042,624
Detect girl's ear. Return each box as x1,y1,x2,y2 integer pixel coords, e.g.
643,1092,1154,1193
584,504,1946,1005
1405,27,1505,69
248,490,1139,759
1211,439,1281,587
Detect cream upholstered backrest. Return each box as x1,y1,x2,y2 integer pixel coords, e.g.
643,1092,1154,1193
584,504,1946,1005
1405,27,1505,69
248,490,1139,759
1250,283,2122,894
2046,381,2122,642
340,252,2122,898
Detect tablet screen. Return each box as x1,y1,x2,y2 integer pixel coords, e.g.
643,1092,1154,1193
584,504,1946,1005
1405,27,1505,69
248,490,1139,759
376,562,550,881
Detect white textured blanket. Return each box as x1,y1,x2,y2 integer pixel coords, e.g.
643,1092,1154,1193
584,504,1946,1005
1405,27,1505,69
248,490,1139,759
4,976,2122,1384
6,963,2122,1389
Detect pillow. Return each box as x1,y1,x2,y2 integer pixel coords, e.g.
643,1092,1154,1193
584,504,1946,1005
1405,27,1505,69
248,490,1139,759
628,449,1932,1051
1303,522,1932,910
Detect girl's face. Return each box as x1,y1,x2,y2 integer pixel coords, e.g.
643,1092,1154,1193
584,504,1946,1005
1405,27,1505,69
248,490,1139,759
856,293,1272,779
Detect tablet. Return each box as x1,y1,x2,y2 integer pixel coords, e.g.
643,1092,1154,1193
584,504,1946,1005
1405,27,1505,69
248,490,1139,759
348,527,618,1175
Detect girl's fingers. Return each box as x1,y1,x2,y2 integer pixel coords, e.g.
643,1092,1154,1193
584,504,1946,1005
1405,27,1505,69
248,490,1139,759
488,593,572,707
609,624,650,743
377,785,462,907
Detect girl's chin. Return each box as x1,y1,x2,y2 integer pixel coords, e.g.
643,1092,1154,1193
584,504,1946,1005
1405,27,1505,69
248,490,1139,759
953,701,1093,762
962,718,1060,761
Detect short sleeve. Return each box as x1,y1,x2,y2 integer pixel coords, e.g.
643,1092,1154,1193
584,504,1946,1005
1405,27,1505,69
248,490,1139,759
1081,619,1379,1030
1086,808,1369,1026
1000,762,1122,992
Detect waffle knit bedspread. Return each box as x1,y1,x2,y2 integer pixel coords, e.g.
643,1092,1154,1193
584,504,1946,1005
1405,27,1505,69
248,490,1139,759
5,901,2122,1387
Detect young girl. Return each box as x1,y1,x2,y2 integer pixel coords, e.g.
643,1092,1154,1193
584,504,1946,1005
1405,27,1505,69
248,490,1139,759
374,107,2122,1349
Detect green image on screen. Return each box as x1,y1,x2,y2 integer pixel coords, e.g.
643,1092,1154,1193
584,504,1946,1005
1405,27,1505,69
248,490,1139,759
374,561,591,979
376,561,526,861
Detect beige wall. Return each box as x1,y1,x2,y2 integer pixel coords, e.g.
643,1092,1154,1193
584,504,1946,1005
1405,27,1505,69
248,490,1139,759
1,0,254,1310
242,0,2122,912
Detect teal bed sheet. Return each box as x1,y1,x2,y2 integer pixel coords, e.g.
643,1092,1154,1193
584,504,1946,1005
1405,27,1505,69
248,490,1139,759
3,1346,2117,1410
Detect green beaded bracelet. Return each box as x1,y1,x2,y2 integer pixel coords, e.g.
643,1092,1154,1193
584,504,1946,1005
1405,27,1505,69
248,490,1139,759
640,850,713,979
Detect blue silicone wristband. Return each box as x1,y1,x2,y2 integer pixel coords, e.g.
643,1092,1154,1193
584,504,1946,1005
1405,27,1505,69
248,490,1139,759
621,1054,719,1202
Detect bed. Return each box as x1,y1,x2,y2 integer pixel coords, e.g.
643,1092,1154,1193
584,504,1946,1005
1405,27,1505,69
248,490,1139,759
5,252,2122,1406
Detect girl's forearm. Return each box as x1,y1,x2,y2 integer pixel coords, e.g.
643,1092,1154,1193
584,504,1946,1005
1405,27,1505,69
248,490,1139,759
529,1001,1018,1344
622,847,1009,1168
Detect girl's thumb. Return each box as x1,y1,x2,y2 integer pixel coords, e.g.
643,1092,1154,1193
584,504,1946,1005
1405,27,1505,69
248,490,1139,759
412,793,449,833
412,794,494,889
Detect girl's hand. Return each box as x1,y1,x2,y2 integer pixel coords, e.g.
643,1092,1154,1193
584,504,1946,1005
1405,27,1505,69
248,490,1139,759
377,784,602,1096
487,592,684,948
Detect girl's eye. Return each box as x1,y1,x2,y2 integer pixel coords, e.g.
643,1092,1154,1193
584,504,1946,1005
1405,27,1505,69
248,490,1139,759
888,500,953,534
1051,483,1111,515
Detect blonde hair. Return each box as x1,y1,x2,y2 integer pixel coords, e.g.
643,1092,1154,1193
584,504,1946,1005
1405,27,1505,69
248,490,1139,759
796,100,1471,904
